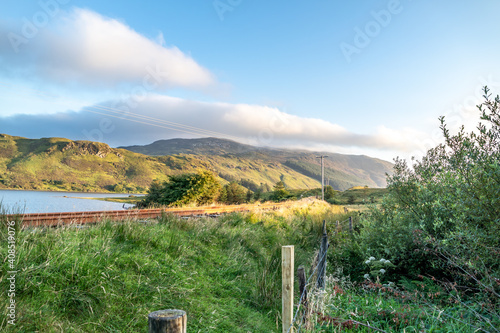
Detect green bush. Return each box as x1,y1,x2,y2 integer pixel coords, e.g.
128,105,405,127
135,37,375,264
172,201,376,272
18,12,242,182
138,170,221,207
324,185,335,200
271,181,288,201
328,231,366,281
353,87,500,316
307,88,500,332
223,182,247,204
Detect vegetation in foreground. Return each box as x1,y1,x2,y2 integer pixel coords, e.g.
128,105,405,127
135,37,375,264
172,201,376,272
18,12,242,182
309,88,499,332
2,90,498,332
0,201,349,332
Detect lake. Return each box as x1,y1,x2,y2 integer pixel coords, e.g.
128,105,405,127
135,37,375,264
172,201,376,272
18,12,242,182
0,190,142,214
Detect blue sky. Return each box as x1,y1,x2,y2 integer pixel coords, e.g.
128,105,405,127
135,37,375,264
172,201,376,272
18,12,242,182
1,0,499,162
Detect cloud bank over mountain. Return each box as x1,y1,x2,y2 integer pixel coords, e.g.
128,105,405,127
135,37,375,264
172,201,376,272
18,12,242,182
0,94,427,161
0,7,438,162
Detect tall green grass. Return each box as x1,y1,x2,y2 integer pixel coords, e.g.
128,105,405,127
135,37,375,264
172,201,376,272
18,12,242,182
0,201,342,332
298,274,498,332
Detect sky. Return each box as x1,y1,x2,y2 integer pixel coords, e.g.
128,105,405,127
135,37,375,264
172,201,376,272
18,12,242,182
1,0,499,163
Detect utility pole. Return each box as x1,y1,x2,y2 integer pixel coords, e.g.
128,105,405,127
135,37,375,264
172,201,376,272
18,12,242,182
316,155,328,201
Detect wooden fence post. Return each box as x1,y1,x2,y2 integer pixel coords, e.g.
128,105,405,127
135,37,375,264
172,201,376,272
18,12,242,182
316,220,329,289
349,216,353,235
148,309,186,333
282,245,294,333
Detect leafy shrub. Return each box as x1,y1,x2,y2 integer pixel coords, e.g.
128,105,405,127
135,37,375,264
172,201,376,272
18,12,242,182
271,181,288,201
223,181,247,204
138,170,221,207
353,87,500,320
324,185,335,200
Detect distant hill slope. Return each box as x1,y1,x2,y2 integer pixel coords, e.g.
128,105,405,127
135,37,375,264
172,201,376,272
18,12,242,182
121,137,261,156
0,134,393,193
120,137,394,189
0,134,314,193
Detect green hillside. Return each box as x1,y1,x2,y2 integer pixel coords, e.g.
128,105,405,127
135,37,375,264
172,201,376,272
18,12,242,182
121,137,394,189
121,137,260,156
0,134,320,193
0,134,392,193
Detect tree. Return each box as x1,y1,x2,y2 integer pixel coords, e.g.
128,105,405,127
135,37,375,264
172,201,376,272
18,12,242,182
138,170,221,207
271,181,288,201
246,189,253,203
346,194,355,205
194,170,222,205
324,185,335,201
218,185,227,203
253,188,262,201
224,181,247,204
137,179,162,207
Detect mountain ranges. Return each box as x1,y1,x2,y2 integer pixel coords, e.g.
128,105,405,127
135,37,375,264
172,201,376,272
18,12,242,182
0,134,393,193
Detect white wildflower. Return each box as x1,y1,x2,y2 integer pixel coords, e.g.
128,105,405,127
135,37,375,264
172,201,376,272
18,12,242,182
365,260,371,264
385,260,391,265
380,269,386,274
380,259,386,263
364,274,370,279
369,256,375,261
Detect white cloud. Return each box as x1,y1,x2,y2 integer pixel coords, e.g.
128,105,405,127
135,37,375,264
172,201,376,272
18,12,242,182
0,8,215,89
0,94,432,162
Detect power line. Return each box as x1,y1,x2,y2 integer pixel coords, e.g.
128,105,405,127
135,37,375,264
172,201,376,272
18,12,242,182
0,81,243,141
87,103,242,141
82,108,224,138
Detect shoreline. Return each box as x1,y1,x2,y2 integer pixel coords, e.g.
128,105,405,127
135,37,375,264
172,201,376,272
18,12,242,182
0,187,146,195
69,196,143,204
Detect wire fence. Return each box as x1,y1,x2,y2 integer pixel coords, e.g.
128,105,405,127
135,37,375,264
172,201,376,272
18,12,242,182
284,215,499,333
286,218,351,333
285,216,398,333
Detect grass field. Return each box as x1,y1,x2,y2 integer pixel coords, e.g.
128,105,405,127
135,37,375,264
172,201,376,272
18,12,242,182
2,200,491,332
0,201,349,332
333,187,388,205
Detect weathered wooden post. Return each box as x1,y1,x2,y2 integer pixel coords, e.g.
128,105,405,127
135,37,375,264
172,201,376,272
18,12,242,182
282,245,294,333
348,216,353,235
148,309,186,333
316,220,329,289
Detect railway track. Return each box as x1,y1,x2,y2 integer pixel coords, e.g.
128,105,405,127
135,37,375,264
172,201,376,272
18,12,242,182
5,202,295,228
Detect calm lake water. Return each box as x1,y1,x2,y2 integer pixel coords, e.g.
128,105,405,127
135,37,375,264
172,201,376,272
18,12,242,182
0,190,142,214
